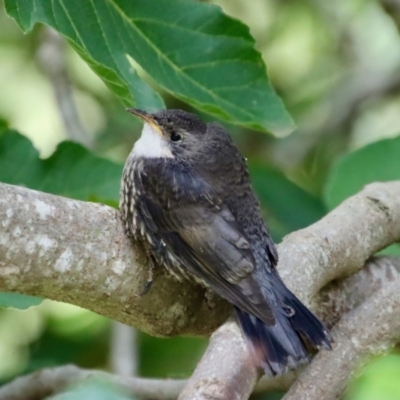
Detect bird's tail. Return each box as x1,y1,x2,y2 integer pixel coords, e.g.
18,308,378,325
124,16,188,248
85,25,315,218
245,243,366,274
235,284,333,376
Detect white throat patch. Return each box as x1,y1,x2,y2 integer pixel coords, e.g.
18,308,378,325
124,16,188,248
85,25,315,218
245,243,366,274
132,123,173,158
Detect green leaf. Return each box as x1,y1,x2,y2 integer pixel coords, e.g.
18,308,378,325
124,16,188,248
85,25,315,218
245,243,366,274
139,333,207,377
0,118,8,130
5,1,163,112
347,354,400,400
249,163,326,240
5,0,294,136
0,130,122,205
324,136,400,209
0,292,43,309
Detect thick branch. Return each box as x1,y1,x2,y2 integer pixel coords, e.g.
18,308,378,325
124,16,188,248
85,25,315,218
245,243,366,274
284,258,400,400
3,256,398,400
0,183,231,337
278,182,400,303
178,319,260,400
2,181,400,399
318,256,400,327
180,182,400,399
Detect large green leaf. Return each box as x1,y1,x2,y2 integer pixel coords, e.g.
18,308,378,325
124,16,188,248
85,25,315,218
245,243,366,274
5,0,294,136
249,163,326,240
0,130,122,206
324,136,400,209
5,1,163,112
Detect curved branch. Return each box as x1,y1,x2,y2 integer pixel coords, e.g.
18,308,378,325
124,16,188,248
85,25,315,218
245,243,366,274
0,365,186,400
317,255,400,327
2,257,400,400
0,363,300,400
278,182,400,303
0,183,231,337
36,27,93,148
284,258,400,400
2,181,400,399
179,182,400,399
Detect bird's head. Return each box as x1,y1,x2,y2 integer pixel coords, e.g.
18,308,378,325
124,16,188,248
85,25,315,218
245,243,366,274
127,108,208,161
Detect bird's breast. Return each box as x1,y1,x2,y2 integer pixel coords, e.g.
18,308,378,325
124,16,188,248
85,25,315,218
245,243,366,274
120,157,195,282
120,158,145,237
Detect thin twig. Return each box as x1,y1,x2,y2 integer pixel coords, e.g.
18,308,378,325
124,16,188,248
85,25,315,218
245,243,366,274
0,365,185,400
36,27,93,148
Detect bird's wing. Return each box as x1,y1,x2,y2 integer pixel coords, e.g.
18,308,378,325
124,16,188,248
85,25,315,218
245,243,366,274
138,193,275,325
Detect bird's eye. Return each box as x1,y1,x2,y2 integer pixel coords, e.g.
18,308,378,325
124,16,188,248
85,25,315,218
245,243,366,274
170,132,182,142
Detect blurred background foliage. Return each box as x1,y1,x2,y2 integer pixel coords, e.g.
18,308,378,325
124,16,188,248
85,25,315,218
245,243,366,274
1,0,400,398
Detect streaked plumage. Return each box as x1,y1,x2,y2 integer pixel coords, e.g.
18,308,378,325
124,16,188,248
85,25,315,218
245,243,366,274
120,108,333,375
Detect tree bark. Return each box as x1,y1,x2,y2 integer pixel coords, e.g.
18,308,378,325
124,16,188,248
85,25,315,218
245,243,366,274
2,181,400,399
0,182,231,337
179,182,400,399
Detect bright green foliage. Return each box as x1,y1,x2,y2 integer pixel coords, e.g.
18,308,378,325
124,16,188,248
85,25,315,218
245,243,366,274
346,355,400,400
139,335,207,377
0,292,43,309
4,0,294,136
0,130,122,206
324,136,400,209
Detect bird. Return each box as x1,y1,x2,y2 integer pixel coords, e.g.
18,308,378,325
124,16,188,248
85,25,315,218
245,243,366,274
120,108,333,376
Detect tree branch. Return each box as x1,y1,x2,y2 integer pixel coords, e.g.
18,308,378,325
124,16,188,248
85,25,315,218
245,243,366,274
2,181,400,399
0,183,231,337
110,322,138,377
277,182,400,303
179,182,400,399
2,256,399,400
36,27,93,148
0,364,186,400
284,257,400,400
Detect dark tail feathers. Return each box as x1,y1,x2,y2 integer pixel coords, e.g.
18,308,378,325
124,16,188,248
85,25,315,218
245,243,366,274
235,288,333,376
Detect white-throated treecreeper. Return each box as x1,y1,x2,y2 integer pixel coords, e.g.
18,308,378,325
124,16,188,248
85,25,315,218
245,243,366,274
120,108,333,376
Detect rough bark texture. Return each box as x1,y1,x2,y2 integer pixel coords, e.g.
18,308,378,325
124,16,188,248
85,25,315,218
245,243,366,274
178,319,260,400
284,273,400,400
179,182,400,400
2,181,400,399
0,183,231,337
277,182,400,303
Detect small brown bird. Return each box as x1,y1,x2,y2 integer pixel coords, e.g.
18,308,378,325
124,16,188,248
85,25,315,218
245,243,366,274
120,108,332,375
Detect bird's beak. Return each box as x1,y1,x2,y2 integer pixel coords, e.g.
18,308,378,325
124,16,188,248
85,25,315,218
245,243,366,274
126,108,163,135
